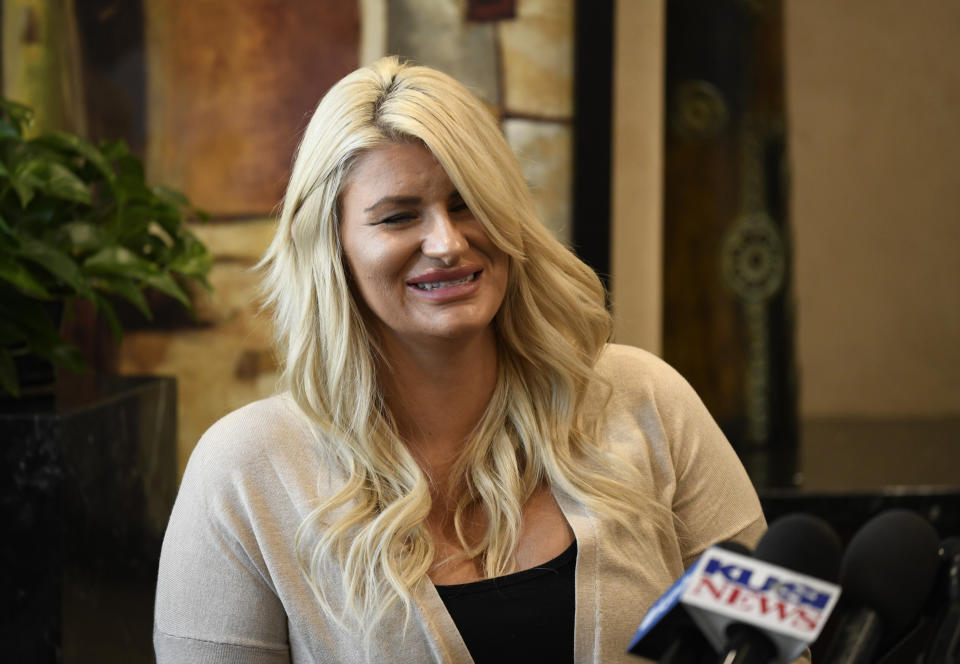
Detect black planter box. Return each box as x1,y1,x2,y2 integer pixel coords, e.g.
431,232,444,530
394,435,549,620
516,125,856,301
1,375,177,663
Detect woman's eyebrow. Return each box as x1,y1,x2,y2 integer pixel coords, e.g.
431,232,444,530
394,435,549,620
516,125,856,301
364,195,421,213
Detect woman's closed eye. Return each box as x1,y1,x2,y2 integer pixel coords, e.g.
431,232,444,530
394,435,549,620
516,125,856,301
378,212,417,225
449,195,470,214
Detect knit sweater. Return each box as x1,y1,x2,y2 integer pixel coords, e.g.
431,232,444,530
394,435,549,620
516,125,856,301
154,344,766,663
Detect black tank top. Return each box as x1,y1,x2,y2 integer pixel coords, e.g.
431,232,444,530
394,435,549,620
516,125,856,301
434,541,577,663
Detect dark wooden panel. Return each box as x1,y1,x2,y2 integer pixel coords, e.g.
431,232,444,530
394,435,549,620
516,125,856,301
572,0,614,288
663,0,797,487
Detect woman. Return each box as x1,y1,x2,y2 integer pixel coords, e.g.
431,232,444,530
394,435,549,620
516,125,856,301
154,57,764,663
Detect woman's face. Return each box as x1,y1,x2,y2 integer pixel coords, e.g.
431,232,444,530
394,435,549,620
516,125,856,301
339,142,509,350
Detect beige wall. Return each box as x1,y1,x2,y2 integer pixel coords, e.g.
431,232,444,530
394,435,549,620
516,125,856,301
610,0,664,355
786,0,960,418
612,0,960,423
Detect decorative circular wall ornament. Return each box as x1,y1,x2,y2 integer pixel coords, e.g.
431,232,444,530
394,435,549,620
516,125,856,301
671,80,729,139
721,211,786,302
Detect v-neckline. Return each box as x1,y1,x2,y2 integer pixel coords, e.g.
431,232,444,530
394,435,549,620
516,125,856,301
411,489,599,664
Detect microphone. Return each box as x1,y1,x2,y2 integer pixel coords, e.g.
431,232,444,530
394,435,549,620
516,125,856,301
628,541,752,664
927,537,960,664
714,514,844,664
821,509,941,664
629,514,842,664
754,513,842,583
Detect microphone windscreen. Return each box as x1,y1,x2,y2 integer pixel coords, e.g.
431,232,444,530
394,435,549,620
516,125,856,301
840,509,940,635
754,513,843,582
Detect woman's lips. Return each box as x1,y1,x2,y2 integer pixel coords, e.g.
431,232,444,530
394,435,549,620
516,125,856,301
407,266,480,287
407,267,483,298
410,273,476,290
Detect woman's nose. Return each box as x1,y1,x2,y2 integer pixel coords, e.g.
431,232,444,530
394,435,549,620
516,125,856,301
421,212,468,264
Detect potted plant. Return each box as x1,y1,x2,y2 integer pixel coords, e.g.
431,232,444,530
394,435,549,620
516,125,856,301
0,97,212,396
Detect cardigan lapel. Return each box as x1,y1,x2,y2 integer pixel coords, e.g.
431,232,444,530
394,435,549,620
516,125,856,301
411,576,476,664
554,490,600,664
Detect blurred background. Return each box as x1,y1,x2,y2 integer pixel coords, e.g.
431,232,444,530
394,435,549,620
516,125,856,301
6,0,957,488
1,0,958,660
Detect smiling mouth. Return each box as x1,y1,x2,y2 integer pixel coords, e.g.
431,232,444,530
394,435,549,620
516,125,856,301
410,272,479,291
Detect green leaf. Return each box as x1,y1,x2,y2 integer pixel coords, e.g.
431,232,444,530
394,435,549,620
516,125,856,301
152,185,189,207
0,118,21,141
45,340,85,373
15,234,94,299
143,271,190,306
113,153,145,181
0,298,84,374
0,98,33,131
84,245,160,279
170,252,213,283
114,203,154,235
10,174,35,207
10,158,91,207
92,292,123,341
0,98,31,145
168,234,213,282
0,256,51,298
144,204,181,232
90,275,152,319
57,221,108,252
84,246,190,305
99,138,130,161
0,349,18,397
14,196,60,227
34,162,92,204
34,131,115,182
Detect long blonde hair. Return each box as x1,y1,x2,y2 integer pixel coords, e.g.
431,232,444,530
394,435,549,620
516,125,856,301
260,56,661,636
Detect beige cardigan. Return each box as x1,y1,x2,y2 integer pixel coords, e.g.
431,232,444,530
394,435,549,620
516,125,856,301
154,344,766,663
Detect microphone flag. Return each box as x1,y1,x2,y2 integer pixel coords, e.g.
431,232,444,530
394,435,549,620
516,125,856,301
629,545,841,663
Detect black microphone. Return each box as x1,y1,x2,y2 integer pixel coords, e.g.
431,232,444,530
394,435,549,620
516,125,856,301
717,513,843,664
927,537,960,664
822,509,941,664
754,513,842,584
628,540,752,664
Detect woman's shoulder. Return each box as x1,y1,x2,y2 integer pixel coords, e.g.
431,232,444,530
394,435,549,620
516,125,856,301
157,396,321,658
597,343,666,373
596,343,695,401
181,394,327,497
191,394,311,459
593,343,724,444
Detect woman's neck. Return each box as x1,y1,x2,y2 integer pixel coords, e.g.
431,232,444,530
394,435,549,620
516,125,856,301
377,327,499,486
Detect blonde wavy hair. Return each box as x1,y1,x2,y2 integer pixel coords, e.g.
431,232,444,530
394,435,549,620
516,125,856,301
260,57,661,637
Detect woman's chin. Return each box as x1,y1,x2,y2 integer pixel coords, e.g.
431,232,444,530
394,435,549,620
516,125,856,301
378,318,498,350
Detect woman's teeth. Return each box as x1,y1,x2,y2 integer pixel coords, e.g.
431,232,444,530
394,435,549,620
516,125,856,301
413,273,476,290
